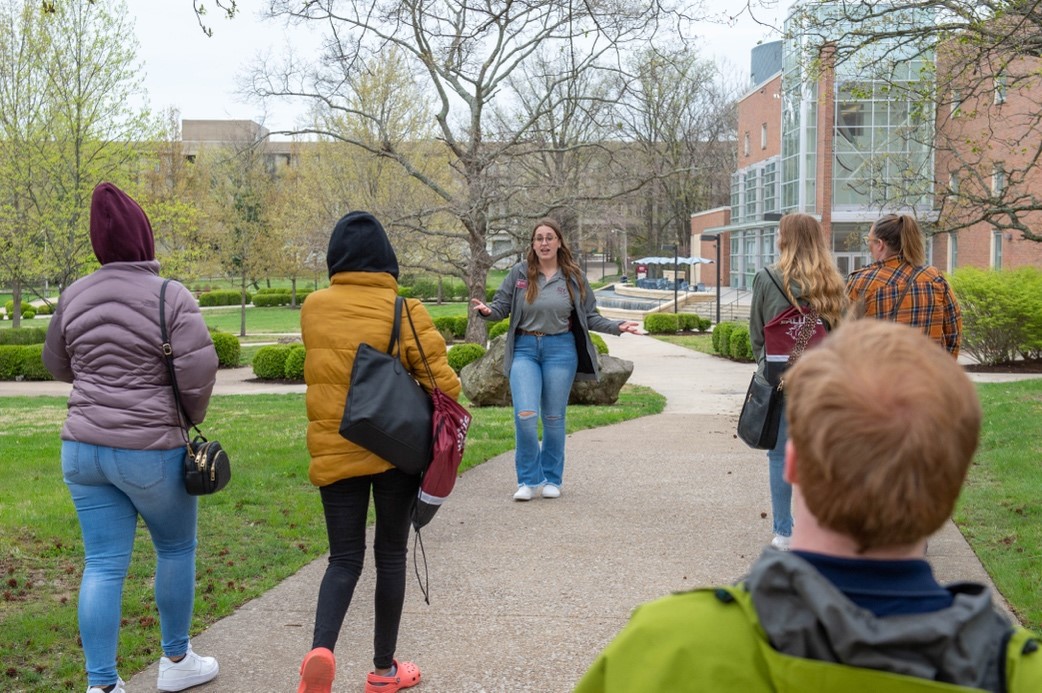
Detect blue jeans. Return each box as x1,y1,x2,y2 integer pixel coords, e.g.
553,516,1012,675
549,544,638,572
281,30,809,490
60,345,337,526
767,404,793,537
62,441,198,688
509,333,578,487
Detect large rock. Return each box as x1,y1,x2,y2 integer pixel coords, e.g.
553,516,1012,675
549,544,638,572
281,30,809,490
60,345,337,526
460,335,634,407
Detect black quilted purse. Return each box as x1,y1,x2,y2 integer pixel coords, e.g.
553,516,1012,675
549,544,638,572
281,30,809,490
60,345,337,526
159,280,231,495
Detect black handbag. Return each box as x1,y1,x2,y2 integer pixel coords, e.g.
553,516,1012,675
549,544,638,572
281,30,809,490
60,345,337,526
737,372,784,449
737,279,822,450
339,296,434,475
159,280,231,495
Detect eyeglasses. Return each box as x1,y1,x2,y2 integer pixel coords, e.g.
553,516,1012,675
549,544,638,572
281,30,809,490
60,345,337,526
863,235,878,247
533,235,558,245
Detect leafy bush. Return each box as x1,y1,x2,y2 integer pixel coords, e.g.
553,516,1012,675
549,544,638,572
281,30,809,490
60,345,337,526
712,322,740,355
453,316,468,338
486,288,496,302
198,290,252,307
210,330,241,367
283,344,306,380
398,285,416,299
253,293,290,307
447,343,486,373
18,344,50,380
488,319,511,340
252,345,292,379
0,345,52,380
950,267,1042,365
433,316,457,339
729,325,754,361
21,308,36,319
34,302,54,315
677,314,700,332
644,313,680,334
591,333,609,355
0,327,47,345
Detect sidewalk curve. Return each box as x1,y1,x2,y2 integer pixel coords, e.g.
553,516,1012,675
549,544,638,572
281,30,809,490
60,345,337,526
23,335,1011,692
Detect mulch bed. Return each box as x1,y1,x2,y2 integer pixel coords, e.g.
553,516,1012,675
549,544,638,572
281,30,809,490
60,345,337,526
963,358,1042,374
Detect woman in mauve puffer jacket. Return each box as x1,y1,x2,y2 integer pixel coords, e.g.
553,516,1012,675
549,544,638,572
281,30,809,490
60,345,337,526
43,182,220,693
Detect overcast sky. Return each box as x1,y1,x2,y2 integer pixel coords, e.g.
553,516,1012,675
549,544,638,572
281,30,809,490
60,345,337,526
133,1,792,137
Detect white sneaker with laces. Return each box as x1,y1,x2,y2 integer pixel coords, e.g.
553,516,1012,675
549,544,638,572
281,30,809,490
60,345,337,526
512,485,538,501
87,678,125,693
157,645,219,692
541,484,561,499
770,535,791,551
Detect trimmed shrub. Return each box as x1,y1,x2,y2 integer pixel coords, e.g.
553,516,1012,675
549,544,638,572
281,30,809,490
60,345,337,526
18,345,50,380
0,344,52,380
488,319,511,340
34,302,54,315
198,289,252,307
21,308,36,319
252,345,292,379
644,313,679,334
728,325,754,362
252,293,290,307
453,316,468,339
283,344,306,380
485,288,496,302
677,314,700,332
0,327,47,345
433,316,457,339
210,330,241,368
591,332,609,355
697,316,712,332
447,342,486,373
4,300,13,315
398,285,416,299
712,322,739,355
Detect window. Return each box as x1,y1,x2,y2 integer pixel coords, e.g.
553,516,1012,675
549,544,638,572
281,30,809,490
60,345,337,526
761,123,768,149
762,162,778,213
743,132,750,157
950,89,961,114
948,173,959,193
948,233,958,272
744,170,758,218
992,164,1005,195
992,230,1003,269
995,74,1007,105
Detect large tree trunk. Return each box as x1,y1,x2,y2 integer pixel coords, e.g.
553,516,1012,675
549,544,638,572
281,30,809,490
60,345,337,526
464,238,494,345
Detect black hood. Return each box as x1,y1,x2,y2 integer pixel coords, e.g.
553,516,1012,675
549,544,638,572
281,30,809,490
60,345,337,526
326,211,399,279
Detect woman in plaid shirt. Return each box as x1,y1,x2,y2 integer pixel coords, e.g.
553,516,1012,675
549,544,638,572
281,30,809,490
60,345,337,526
846,214,962,357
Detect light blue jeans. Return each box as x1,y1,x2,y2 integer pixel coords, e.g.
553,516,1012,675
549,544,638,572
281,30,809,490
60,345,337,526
62,441,198,688
767,405,793,537
509,333,578,487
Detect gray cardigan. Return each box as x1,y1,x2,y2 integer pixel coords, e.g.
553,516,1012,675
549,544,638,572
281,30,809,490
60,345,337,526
482,262,621,381
43,261,218,450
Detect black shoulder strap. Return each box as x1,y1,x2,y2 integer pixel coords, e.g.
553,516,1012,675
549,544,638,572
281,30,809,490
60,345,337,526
888,265,926,322
402,298,436,390
765,268,799,310
159,279,200,442
388,295,403,356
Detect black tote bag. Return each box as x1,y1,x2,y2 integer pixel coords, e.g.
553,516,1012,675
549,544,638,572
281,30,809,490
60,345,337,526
339,297,434,475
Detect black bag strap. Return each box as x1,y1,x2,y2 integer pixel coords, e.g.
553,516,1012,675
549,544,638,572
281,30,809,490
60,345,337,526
887,265,926,322
401,298,436,390
159,279,203,444
387,295,403,357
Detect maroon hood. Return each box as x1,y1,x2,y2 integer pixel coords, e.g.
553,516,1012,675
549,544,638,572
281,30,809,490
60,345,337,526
90,182,155,264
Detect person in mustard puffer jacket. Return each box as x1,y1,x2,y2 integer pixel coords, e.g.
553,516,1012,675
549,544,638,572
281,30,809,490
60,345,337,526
296,211,460,693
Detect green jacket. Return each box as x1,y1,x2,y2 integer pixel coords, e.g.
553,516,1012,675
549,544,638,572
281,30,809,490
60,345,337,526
576,554,1042,692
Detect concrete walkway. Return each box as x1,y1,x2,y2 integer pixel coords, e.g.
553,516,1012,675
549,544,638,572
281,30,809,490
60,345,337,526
7,338,1034,692
177,338,771,693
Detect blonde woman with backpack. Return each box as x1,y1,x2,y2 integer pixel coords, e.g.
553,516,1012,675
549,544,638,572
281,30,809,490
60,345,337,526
749,213,847,550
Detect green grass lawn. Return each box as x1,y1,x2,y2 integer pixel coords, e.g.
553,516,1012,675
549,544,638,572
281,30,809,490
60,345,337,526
651,332,715,355
200,303,470,337
0,385,664,691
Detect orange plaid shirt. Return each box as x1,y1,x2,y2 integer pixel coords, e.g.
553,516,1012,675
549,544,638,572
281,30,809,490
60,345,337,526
846,257,962,356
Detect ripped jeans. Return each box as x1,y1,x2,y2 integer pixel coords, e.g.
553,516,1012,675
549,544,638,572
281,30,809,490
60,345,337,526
508,332,578,487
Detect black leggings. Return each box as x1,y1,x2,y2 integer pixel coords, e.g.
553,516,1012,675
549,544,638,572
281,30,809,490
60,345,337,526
313,468,418,669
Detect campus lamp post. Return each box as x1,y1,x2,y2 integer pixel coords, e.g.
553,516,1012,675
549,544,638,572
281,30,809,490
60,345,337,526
673,243,679,313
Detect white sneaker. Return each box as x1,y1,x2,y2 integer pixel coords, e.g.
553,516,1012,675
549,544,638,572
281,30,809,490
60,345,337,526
157,645,219,692
770,535,791,551
541,484,561,499
87,678,125,693
512,485,537,501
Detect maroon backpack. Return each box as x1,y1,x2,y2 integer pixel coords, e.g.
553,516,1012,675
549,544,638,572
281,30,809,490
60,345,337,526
763,271,828,386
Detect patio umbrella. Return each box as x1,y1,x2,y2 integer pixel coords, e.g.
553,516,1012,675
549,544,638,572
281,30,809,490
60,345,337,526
633,256,713,265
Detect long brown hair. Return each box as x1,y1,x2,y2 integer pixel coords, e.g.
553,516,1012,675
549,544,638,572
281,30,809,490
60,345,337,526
871,214,927,266
776,213,847,327
524,217,586,304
